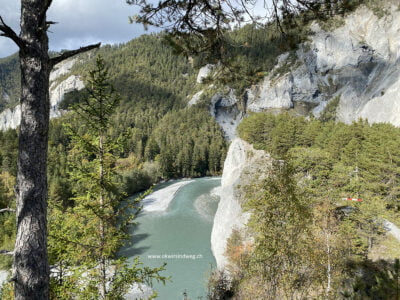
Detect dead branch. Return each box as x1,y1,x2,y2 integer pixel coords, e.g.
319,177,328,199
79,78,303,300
50,43,101,67
0,16,25,50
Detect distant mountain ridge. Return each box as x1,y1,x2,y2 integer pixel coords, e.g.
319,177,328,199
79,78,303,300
0,34,197,130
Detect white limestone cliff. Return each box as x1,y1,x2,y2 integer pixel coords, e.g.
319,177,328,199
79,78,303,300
49,75,84,118
49,58,77,82
196,3,400,140
0,270,8,290
209,90,243,141
0,106,21,131
187,90,204,106
211,138,272,268
0,58,84,130
247,4,400,125
196,64,215,83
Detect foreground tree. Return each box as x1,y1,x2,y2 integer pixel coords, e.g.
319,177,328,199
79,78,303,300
0,1,99,298
242,162,315,299
48,57,165,299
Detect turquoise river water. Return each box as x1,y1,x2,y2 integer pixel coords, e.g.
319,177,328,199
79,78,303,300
121,177,221,299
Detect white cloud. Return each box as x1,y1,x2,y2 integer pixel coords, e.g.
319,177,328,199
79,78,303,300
0,0,152,58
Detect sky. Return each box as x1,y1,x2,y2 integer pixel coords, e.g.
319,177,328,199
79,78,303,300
0,0,153,58
0,0,273,59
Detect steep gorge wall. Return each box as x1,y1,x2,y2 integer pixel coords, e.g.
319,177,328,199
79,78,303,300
211,4,400,268
195,3,400,140
211,138,272,268
260,4,400,126
0,59,84,130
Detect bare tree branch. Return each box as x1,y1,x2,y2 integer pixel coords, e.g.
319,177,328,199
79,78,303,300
0,250,13,255
50,43,101,67
0,208,15,213
0,16,25,50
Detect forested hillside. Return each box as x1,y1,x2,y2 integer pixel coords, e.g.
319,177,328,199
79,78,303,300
0,34,227,284
209,113,400,299
0,32,228,182
64,36,227,180
0,54,19,112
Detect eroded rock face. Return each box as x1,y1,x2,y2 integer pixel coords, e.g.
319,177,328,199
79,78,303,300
49,75,84,118
247,5,400,125
0,106,21,131
197,4,400,139
209,90,243,141
0,58,84,130
211,138,272,269
49,58,77,82
196,64,215,83
0,270,9,289
187,90,204,106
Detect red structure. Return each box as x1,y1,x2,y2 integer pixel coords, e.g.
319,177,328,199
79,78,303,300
341,197,363,202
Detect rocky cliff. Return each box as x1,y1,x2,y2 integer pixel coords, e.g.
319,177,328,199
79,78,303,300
0,58,84,130
253,4,400,126
195,2,400,139
211,3,400,268
211,138,272,268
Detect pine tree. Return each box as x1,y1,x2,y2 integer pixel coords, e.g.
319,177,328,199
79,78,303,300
243,162,314,298
49,57,165,299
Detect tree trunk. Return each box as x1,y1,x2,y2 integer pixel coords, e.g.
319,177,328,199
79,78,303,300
0,2,99,298
325,229,332,296
99,133,106,298
14,1,50,299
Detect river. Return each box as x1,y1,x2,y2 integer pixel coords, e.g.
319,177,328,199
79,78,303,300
121,177,221,299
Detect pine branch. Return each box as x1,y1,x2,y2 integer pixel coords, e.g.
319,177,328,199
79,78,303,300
48,234,99,251
0,250,13,255
50,43,101,67
0,208,15,213
0,16,25,51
